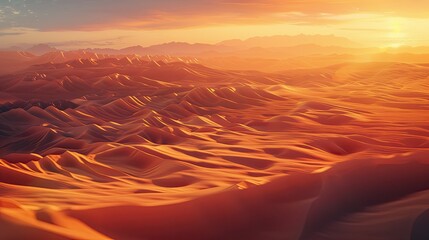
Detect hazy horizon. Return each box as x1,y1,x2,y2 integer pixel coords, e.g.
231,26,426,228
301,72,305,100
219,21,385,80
2,0,429,49
1,33,362,50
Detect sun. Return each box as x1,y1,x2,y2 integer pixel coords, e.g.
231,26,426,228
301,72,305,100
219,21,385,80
385,18,407,48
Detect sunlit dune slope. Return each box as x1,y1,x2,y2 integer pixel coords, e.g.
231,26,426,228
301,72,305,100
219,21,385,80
1,58,429,239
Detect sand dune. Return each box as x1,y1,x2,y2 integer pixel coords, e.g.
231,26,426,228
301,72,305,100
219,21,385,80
1,57,429,239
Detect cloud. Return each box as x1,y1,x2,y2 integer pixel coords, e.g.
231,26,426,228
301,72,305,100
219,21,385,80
0,27,34,37
47,36,128,48
0,0,428,31
0,31,24,36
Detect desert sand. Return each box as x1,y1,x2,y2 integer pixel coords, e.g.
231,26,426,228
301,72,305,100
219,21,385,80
1,55,429,240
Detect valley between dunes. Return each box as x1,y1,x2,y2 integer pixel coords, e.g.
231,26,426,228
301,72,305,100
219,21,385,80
1,56,429,239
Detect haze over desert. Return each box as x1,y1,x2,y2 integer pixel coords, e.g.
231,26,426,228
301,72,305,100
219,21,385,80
1,1,429,240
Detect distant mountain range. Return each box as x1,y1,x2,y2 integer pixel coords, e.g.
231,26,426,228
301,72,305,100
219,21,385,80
217,34,359,48
26,44,58,55
3,35,359,56
2,34,429,74
4,34,429,58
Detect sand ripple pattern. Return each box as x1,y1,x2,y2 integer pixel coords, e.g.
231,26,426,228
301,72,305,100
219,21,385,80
1,59,429,239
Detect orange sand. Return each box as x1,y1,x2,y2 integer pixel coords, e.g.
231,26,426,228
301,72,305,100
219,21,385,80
1,57,429,239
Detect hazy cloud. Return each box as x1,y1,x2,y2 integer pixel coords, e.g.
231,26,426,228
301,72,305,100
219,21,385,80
0,31,24,36
0,0,428,31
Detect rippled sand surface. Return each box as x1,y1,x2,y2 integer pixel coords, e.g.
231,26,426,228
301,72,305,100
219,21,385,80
1,59,429,239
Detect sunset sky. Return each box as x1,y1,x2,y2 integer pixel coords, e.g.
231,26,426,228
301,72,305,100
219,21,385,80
1,0,429,49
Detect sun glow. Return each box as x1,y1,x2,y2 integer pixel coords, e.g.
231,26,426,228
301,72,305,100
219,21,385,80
385,18,406,48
